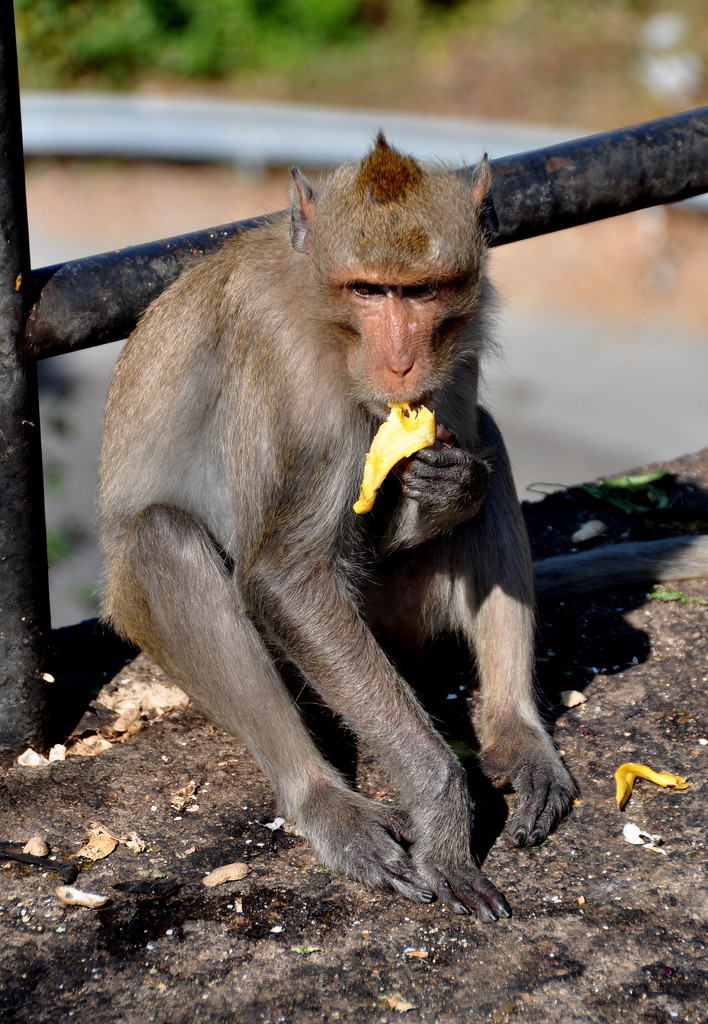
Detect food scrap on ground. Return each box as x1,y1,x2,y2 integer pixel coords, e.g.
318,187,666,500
202,862,251,887
561,689,587,708
648,585,708,606
622,821,667,854
67,735,113,757
571,519,607,544
77,831,118,861
52,659,192,760
76,819,145,860
17,748,50,766
16,744,67,766
379,993,417,1012
56,884,111,909
22,836,50,857
262,816,286,831
171,780,198,812
86,822,146,854
615,762,690,810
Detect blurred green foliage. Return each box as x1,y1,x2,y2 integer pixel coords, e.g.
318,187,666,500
15,0,395,87
21,0,634,88
15,1,707,125
46,524,84,566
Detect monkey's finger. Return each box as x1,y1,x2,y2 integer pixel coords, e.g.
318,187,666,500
453,876,512,922
324,809,435,904
387,871,436,905
407,450,492,496
435,423,459,447
361,849,436,905
524,793,573,847
402,479,464,505
508,765,552,846
508,789,551,848
413,447,470,469
530,774,578,844
403,461,473,493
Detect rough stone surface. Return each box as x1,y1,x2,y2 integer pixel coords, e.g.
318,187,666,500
1,451,707,1024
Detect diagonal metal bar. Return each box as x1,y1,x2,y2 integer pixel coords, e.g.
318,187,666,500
24,106,708,361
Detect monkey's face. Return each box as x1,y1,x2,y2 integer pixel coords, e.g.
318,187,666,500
290,135,493,415
327,265,480,413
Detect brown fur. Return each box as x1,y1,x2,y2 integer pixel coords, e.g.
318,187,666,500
356,131,424,204
355,224,430,264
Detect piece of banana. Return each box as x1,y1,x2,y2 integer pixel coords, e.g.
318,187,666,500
353,402,436,514
614,762,690,810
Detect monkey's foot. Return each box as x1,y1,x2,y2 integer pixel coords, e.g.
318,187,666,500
412,856,511,922
299,790,436,906
479,734,579,847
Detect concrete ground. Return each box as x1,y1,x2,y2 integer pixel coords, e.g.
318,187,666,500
1,450,706,1024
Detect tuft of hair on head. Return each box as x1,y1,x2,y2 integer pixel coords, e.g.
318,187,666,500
356,131,423,205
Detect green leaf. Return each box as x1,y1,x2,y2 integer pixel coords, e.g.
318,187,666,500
575,472,671,514
648,586,708,606
603,472,668,489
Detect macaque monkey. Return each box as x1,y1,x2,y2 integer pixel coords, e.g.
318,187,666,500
98,134,707,920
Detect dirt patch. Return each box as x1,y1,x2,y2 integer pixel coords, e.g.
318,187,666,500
2,451,706,1023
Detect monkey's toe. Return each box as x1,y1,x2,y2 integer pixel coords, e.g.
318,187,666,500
507,761,579,846
304,794,439,906
415,861,511,921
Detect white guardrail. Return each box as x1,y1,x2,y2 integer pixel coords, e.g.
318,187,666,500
20,91,707,211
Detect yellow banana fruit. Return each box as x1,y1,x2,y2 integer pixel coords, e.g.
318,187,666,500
353,402,436,514
614,762,690,810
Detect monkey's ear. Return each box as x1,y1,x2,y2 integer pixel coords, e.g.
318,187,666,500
290,167,316,253
470,155,499,240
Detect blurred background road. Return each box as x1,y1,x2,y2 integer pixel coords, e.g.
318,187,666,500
15,2,708,626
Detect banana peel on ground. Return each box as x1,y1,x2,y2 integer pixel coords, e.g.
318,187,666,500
615,762,690,810
353,402,436,514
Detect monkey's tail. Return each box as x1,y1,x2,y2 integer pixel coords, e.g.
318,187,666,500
533,534,708,598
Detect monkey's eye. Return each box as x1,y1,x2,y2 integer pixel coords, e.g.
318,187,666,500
401,283,437,300
349,281,386,298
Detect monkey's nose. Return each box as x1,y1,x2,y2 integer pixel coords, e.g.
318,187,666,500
385,353,417,379
389,365,415,381
383,363,420,400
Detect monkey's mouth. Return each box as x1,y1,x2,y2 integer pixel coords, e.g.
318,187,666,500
368,394,434,422
409,394,434,413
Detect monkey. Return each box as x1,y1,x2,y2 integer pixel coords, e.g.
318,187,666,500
98,133,708,921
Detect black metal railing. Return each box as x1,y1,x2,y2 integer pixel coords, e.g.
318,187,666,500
24,107,708,361
0,4,50,750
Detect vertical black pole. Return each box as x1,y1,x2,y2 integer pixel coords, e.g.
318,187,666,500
0,3,50,750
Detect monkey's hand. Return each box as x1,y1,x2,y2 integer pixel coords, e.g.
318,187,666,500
411,848,512,922
479,727,579,847
299,767,510,921
400,426,492,534
298,787,438,907
406,771,511,921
